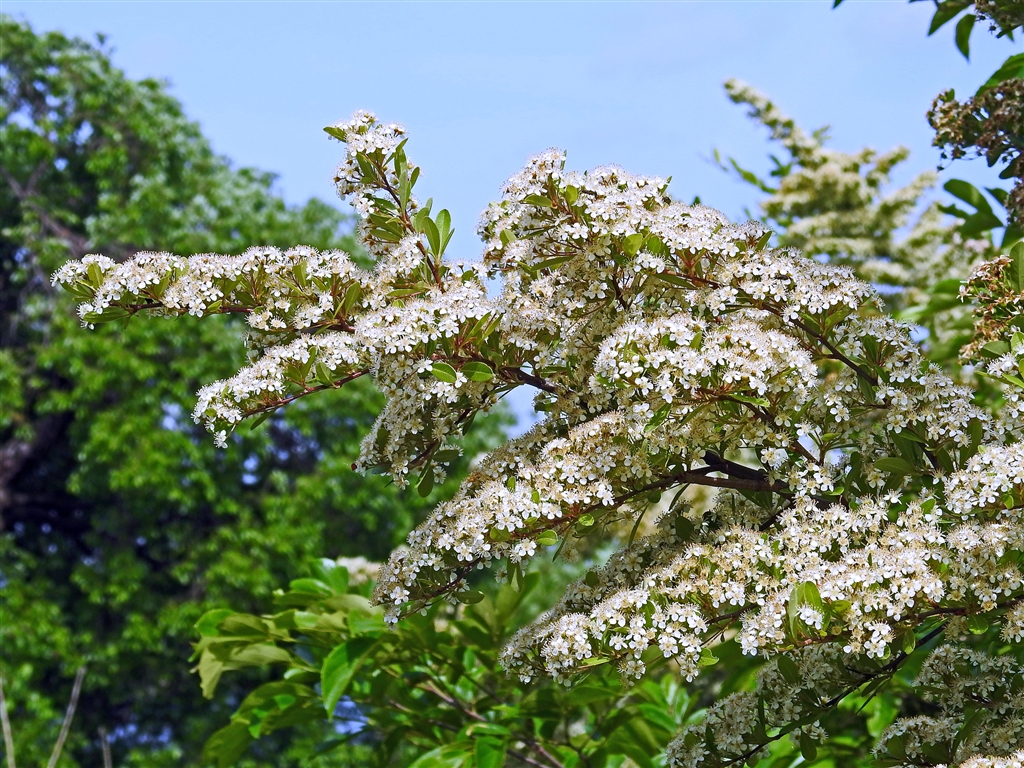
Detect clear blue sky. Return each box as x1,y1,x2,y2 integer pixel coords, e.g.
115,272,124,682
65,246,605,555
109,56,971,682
4,0,1019,253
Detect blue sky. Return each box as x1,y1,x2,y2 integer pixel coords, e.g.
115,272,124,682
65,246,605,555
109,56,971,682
4,0,1019,257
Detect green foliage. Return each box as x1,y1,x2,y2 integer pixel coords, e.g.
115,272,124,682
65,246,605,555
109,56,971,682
196,560,699,768
0,16,508,767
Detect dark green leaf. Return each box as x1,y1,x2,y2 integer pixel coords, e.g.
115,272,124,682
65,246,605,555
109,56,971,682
955,13,974,59
874,457,915,476
203,722,254,768
777,654,801,684
422,217,441,255
978,52,1024,94
944,179,992,215
1008,242,1024,291
417,469,435,498
799,731,818,762
928,1,969,35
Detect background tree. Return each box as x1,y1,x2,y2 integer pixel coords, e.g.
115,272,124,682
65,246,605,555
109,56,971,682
0,17,506,767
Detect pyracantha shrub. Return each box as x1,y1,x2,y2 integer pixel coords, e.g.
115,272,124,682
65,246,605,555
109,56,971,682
55,113,1024,768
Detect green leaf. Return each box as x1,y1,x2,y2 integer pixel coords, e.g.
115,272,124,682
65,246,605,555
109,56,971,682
436,208,453,255
422,217,441,255
460,361,494,382
799,731,818,762
308,558,349,595
900,629,917,655
430,362,458,383
323,125,346,140
645,403,671,433
509,562,524,592
457,590,485,604
536,530,558,547
874,457,915,476
623,233,645,257
931,277,964,295
776,654,801,684
981,341,1010,359
196,609,233,637
1008,242,1024,291
967,615,989,634
322,637,376,715
435,208,451,237
534,255,575,271
653,272,692,288
288,578,333,597
248,411,271,431
203,721,254,768
955,13,974,59
523,194,552,207
698,647,719,667
928,1,969,35
977,52,1024,95
417,469,435,498
944,179,993,215
474,737,507,768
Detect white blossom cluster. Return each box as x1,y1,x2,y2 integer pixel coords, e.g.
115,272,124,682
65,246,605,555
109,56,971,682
335,555,381,586
54,112,1024,767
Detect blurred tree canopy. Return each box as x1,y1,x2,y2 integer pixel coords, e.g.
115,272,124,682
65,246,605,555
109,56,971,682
0,16,506,767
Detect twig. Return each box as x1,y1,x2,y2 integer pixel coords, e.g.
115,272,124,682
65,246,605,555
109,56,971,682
46,666,85,768
98,728,112,768
0,674,16,768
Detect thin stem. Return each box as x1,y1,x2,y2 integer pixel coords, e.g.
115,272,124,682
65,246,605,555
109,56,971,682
0,675,16,768
46,666,85,768
789,317,878,387
98,728,112,768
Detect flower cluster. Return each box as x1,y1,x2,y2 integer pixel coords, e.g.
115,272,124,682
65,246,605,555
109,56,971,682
55,112,1024,767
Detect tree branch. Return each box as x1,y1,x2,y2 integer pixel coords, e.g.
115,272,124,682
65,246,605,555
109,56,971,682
0,675,16,768
46,666,85,768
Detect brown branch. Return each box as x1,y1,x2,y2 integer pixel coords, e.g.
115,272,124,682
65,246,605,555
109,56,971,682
505,367,559,394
